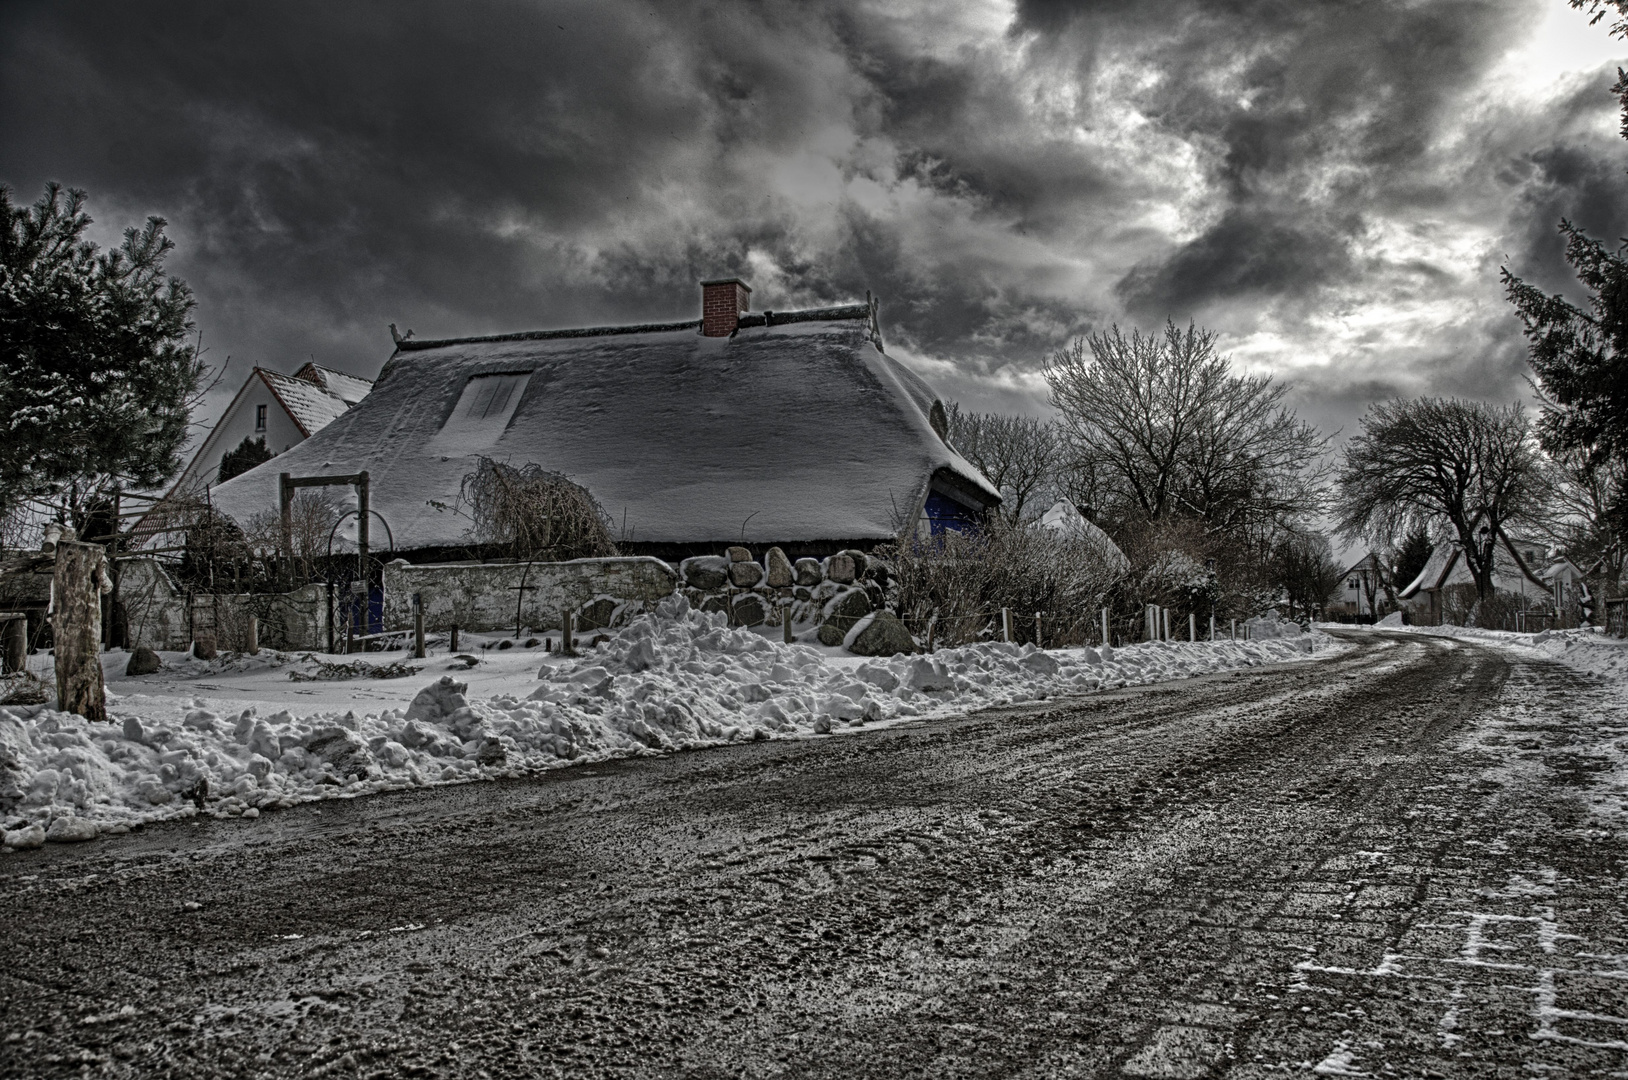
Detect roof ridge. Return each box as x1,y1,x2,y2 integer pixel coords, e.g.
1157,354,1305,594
392,303,871,352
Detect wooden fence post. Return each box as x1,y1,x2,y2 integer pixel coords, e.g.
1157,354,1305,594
1034,611,1044,648
413,594,426,659
1,614,26,675
562,610,575,656
782,599,794,645
450,624,460,652
51,540,109,722
1001,607,1012,643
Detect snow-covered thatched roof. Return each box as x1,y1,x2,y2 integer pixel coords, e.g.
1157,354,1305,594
1038,501,1130,572
210,304,999,552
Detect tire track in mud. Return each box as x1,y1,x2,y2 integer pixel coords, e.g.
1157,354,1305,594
3,633,1625,1078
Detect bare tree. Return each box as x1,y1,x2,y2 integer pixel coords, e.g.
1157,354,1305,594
943,406,1059,525
1274,531,1345,621
1535,448,1625,589
1337,399,1545,602
1044,320,1327,535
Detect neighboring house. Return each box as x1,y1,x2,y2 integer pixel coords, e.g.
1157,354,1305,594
1038,501,1130,573
1397,524,1582,625
1330,551,1391,618
210,280,1001,561
131,363,373,547
170,363,373,495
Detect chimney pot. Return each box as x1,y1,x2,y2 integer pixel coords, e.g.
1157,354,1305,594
700,278,751,337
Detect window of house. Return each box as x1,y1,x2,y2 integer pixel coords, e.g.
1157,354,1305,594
1348,578,1359,589
255,403,267,432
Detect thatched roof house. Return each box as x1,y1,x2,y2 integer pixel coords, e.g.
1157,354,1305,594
210,281,999,560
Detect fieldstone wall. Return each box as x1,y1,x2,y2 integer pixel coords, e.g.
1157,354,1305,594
381,557,680,636
676,545,916,655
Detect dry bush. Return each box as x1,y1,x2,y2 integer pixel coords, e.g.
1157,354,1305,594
879,520,1125,646
244,489,341,585
461,458,616,561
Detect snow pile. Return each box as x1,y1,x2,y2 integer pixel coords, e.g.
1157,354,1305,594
1372,621,1628,683
1,596,1331,844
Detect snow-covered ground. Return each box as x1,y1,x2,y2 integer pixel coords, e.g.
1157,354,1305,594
2,598,1334,847
1330,621,1628,828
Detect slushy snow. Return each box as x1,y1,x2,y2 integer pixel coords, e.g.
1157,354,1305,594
3,596,1331,845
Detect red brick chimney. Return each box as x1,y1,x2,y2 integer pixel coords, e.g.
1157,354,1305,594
700,278,751,337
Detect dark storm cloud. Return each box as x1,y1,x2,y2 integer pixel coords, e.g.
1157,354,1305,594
0,0,1624,434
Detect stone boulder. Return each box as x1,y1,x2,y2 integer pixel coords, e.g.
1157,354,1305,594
192,636,218,661
575,597,620,630
794,558,823,586
125,646,162,676
726,545,753,563
729,560,764,588
848,611,917,657
306,728,371,779
817,589,872,646
680,556,730,591
826,554,856,585
764,547,794,588
838,549,870,578
732,594,767,628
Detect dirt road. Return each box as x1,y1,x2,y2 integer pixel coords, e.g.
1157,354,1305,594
2,631,1625,1078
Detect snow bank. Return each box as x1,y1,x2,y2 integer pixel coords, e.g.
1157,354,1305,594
2,596,1331,844
1357,621,1628,683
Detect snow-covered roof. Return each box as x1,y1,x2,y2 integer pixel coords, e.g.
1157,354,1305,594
1398,529,1553,598
294,362,373,405
1037,501,1130,572
211,305,1000,551
260,369,354,438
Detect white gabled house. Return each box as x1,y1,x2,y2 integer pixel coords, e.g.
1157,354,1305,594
169,363,373,495
1330,551,1391,618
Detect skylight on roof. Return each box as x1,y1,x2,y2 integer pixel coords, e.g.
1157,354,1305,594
430,372,531,453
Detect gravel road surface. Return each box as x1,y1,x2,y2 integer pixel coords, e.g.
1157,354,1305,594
3,630,1625,1078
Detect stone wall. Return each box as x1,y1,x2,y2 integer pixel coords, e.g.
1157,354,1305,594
674,545,917,655
117,557,328,653
381,557,680,636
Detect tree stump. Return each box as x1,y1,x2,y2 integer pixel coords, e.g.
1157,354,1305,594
52,540,110,722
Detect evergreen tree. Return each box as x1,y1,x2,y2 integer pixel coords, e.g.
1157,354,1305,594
0,183,201,528
1503,1,1628,540
218,435,275,483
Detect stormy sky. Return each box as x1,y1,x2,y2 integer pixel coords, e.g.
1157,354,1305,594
2,0,1624,443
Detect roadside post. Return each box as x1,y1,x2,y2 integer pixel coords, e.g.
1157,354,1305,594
1034,611,1044,647
247,615,260,655
1189,613,1197,641
51,540,109,722
1001,607,1013,643
1,613,26,675
1101,607,1110,647
413,593,426,659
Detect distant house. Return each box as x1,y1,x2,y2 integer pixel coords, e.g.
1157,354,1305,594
209,280,1000,561
1397,524,1584,625
170,363,373,494
1038,501,1130,573
1330,551,1390,619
